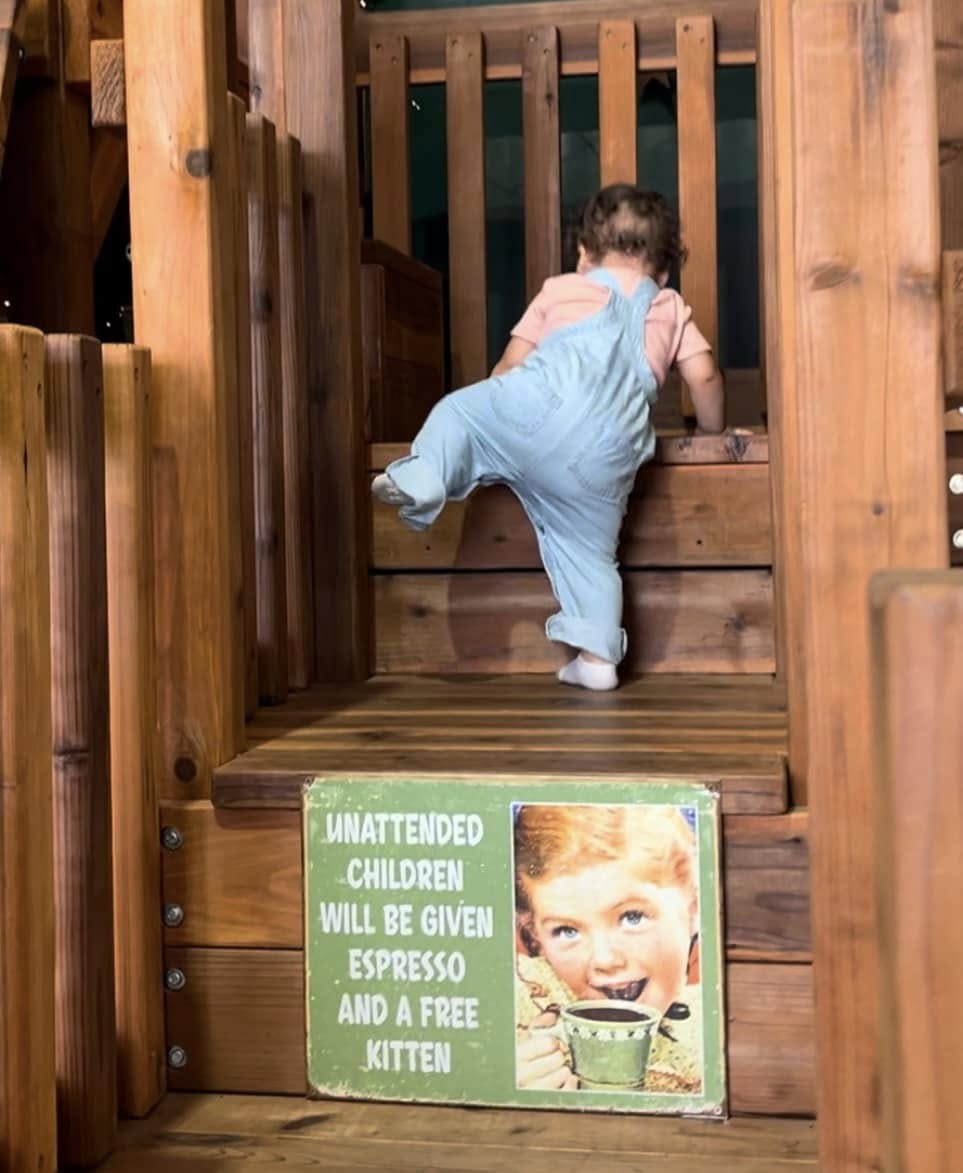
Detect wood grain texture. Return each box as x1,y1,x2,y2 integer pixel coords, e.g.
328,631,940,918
213,675,788,815
446,32,488,386
944,249,963,397
160,800,807,960
371,465,772,570
125,0,244,794
0,2,23,176
102,345,166,1118
62,0,122,84
374,570,774,675
44,335,116,1165
277,134,315,690
91,126,128,259
598,20,637,185
355,1,759,81
229,94,258,719
159,948,813,1115
248,0,370,682
522,25,561,300
246,112,288,706
0,325,56,1173
789,0,948,1167
20,0,58,77
871,572,963,1173
90,37,125,126
370,33,411,254
676,16,718,420
936,0,963,251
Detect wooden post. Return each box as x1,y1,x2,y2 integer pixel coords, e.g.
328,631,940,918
871,572,963,1173
246,112,288,705
0,1,25,177
370,33,411,254
277,133,315,688
522,26,561,301
446,32,488,387
767,0,948,1166
936,0,963,251
0,324,56,1173
125,0,244,794
102,344,165,1118
44,335,116,1165
598,20,637,186
248,0,369,682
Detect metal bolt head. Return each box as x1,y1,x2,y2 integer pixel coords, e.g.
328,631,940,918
950,473,963,496
161,825,183,851
165,967,186,991
953,530,963,551
163,902,184,928
167,1045,188,1069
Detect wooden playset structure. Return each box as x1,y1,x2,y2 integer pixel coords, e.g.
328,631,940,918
0,0,961,1169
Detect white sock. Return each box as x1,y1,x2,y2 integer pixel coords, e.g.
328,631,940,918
371,473,413,507
557,654,618,692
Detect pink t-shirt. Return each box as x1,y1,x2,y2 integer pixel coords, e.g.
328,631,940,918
511,269,710,388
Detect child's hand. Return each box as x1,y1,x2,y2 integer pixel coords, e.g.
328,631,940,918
516,1011,578,1091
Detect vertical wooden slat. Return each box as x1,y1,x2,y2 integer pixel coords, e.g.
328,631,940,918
277,133,314,688
872,572,963,1173
45,335,116,1166
90,126,128,259
248,0,369,682
676,16,719,420
229,93,258,719
598,20,637,186
944,249,963,398
0,3,24,178
62,0,123,85
369,33,411,254
125,0,244,793
936,0,963,251
783,0,947,1166
246,112,288,705
0,325,56,1173
102,343,165,1118
522,26,561,301
446,32,488,386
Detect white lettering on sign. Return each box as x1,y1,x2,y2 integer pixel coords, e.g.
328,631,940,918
419,903,493,939
347,947,467,984
365,1038,452,1074
337,993,389,1026
326,811,484,848
418,996,480,1030
345,857,464,892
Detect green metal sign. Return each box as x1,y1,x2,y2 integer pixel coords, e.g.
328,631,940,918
304,776,726,1116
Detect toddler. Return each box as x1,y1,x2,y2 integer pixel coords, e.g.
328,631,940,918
372,185,725,690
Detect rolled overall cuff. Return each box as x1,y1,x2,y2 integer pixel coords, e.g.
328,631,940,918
545,614,627,665
385,454,447,532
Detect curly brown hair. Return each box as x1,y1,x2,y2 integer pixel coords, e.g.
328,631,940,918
578,184,687,274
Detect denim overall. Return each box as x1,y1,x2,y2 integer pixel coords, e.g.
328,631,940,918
385,269,660,664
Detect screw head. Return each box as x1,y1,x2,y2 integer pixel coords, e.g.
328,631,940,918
163,902,184,928
953,530,963,551
165,967,186,991
167,1045,188,1069
950,473,963,496
161,825,183,851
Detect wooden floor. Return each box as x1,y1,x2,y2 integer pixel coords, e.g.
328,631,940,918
102,1093,818,1170
213,675,788,813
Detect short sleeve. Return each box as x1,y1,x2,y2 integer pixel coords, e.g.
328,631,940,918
511,289,549,345
674,306,712,365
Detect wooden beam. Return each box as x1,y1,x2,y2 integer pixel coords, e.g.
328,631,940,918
248,0,370,682
369,33,411,253
20,0,58,78
936,0,963,251
44,335,116,1165
63,0,123,85
125,0,244,795
0,1,25,176
102,344,166,1119
598,20,637,186
0,324,56,1173
90,37,125,126
945,249,963,398
522,26,561,301
773,0,948,1166
872,572,963,1173
91,127,128,258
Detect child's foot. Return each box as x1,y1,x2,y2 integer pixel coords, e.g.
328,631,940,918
557,654,618,692
371,473,413,507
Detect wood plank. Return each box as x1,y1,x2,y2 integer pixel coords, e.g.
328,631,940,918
44,335,116,1165
784,0,948,1167
90,37,125,126
371,465,772,570
370,33,411,254
125,0,244,794
598,20,637,186
676,16,718,420
446,32,488,387
103,344,166,1119
0,325,56,1173
160,800,807,960
936,0,963,251
229,94,258,719
374,570,774,675
277,133,315,690
871,572,963,1173
945,249,963,398
248,0,370,682
63,0,122,84
522,26,561,300
21,0,58,77
91,127,128,259
355,1,760,82
246,112,288,706
0,1,24,177
160,949,814,1115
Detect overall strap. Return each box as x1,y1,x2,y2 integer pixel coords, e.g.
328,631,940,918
585,267,625,297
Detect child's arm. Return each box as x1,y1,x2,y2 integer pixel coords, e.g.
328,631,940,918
677,351,726,434
491,337,535,377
